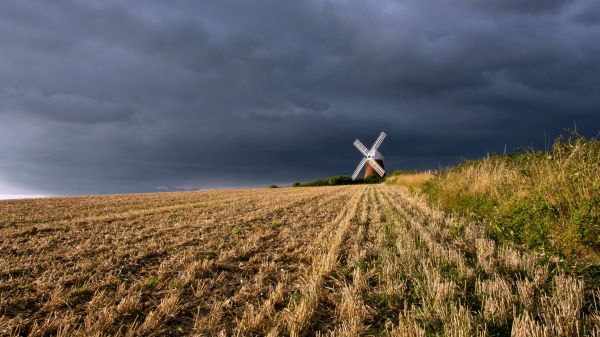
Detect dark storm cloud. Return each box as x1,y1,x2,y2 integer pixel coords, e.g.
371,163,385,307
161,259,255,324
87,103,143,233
1,0,599,196
467,0,569,14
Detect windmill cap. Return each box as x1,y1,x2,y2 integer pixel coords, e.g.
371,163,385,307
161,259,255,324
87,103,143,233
371,150,384,160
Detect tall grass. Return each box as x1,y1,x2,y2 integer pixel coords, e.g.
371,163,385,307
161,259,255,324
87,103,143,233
385,171,433,192
422,133,600,261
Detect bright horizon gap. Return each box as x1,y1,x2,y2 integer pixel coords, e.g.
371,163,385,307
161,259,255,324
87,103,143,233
0,194,51,200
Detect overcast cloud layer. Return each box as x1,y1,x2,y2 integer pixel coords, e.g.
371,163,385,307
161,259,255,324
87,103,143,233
1,0,599,197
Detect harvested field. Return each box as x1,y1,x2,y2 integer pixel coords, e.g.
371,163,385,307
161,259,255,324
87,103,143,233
1,185,598,336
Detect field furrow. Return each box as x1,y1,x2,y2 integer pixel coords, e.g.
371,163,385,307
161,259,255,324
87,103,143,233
1,184,598,336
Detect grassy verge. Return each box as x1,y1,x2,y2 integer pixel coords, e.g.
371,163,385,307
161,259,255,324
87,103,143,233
420,133,599,264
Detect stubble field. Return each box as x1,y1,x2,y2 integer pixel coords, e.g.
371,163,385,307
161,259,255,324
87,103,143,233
1,185,598,336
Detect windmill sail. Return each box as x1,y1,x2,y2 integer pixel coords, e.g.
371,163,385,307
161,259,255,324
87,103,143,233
369,132,386,155
353,139,369,157
367,158,385,177
352,157,367,180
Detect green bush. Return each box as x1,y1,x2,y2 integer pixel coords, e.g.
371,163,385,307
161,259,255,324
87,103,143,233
268,184,278,188
296,175,384,187
328,176,355,185
364,174,384,184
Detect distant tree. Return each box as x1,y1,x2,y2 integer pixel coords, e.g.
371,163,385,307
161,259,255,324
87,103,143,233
364,175,384,184
294,175,386,187
327,176,354,186
269,185,278,188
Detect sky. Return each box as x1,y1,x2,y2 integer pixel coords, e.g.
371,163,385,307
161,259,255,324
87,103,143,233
1,0,599,198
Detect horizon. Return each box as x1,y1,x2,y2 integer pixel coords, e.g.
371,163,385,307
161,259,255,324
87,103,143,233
1,130,594,200
1,129,597,200
1,0,599,198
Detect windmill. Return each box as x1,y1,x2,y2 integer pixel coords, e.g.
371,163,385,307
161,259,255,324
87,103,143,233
352,132,386,180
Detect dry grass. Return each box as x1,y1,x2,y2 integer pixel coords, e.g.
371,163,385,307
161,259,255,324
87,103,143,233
385,172,433,191
1,184,598,335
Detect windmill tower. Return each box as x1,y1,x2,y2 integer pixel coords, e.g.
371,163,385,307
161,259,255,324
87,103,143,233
352,132,386,180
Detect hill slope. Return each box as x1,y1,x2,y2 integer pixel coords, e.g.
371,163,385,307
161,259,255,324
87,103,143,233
422,135,600,260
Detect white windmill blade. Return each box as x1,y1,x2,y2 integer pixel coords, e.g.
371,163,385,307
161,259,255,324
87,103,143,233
352,157,367,180
367,158,385,177
353,139,370,157
369,132,386,155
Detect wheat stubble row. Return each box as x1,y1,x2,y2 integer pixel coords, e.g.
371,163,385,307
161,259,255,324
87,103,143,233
1,185,598,336
0,186,355,335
